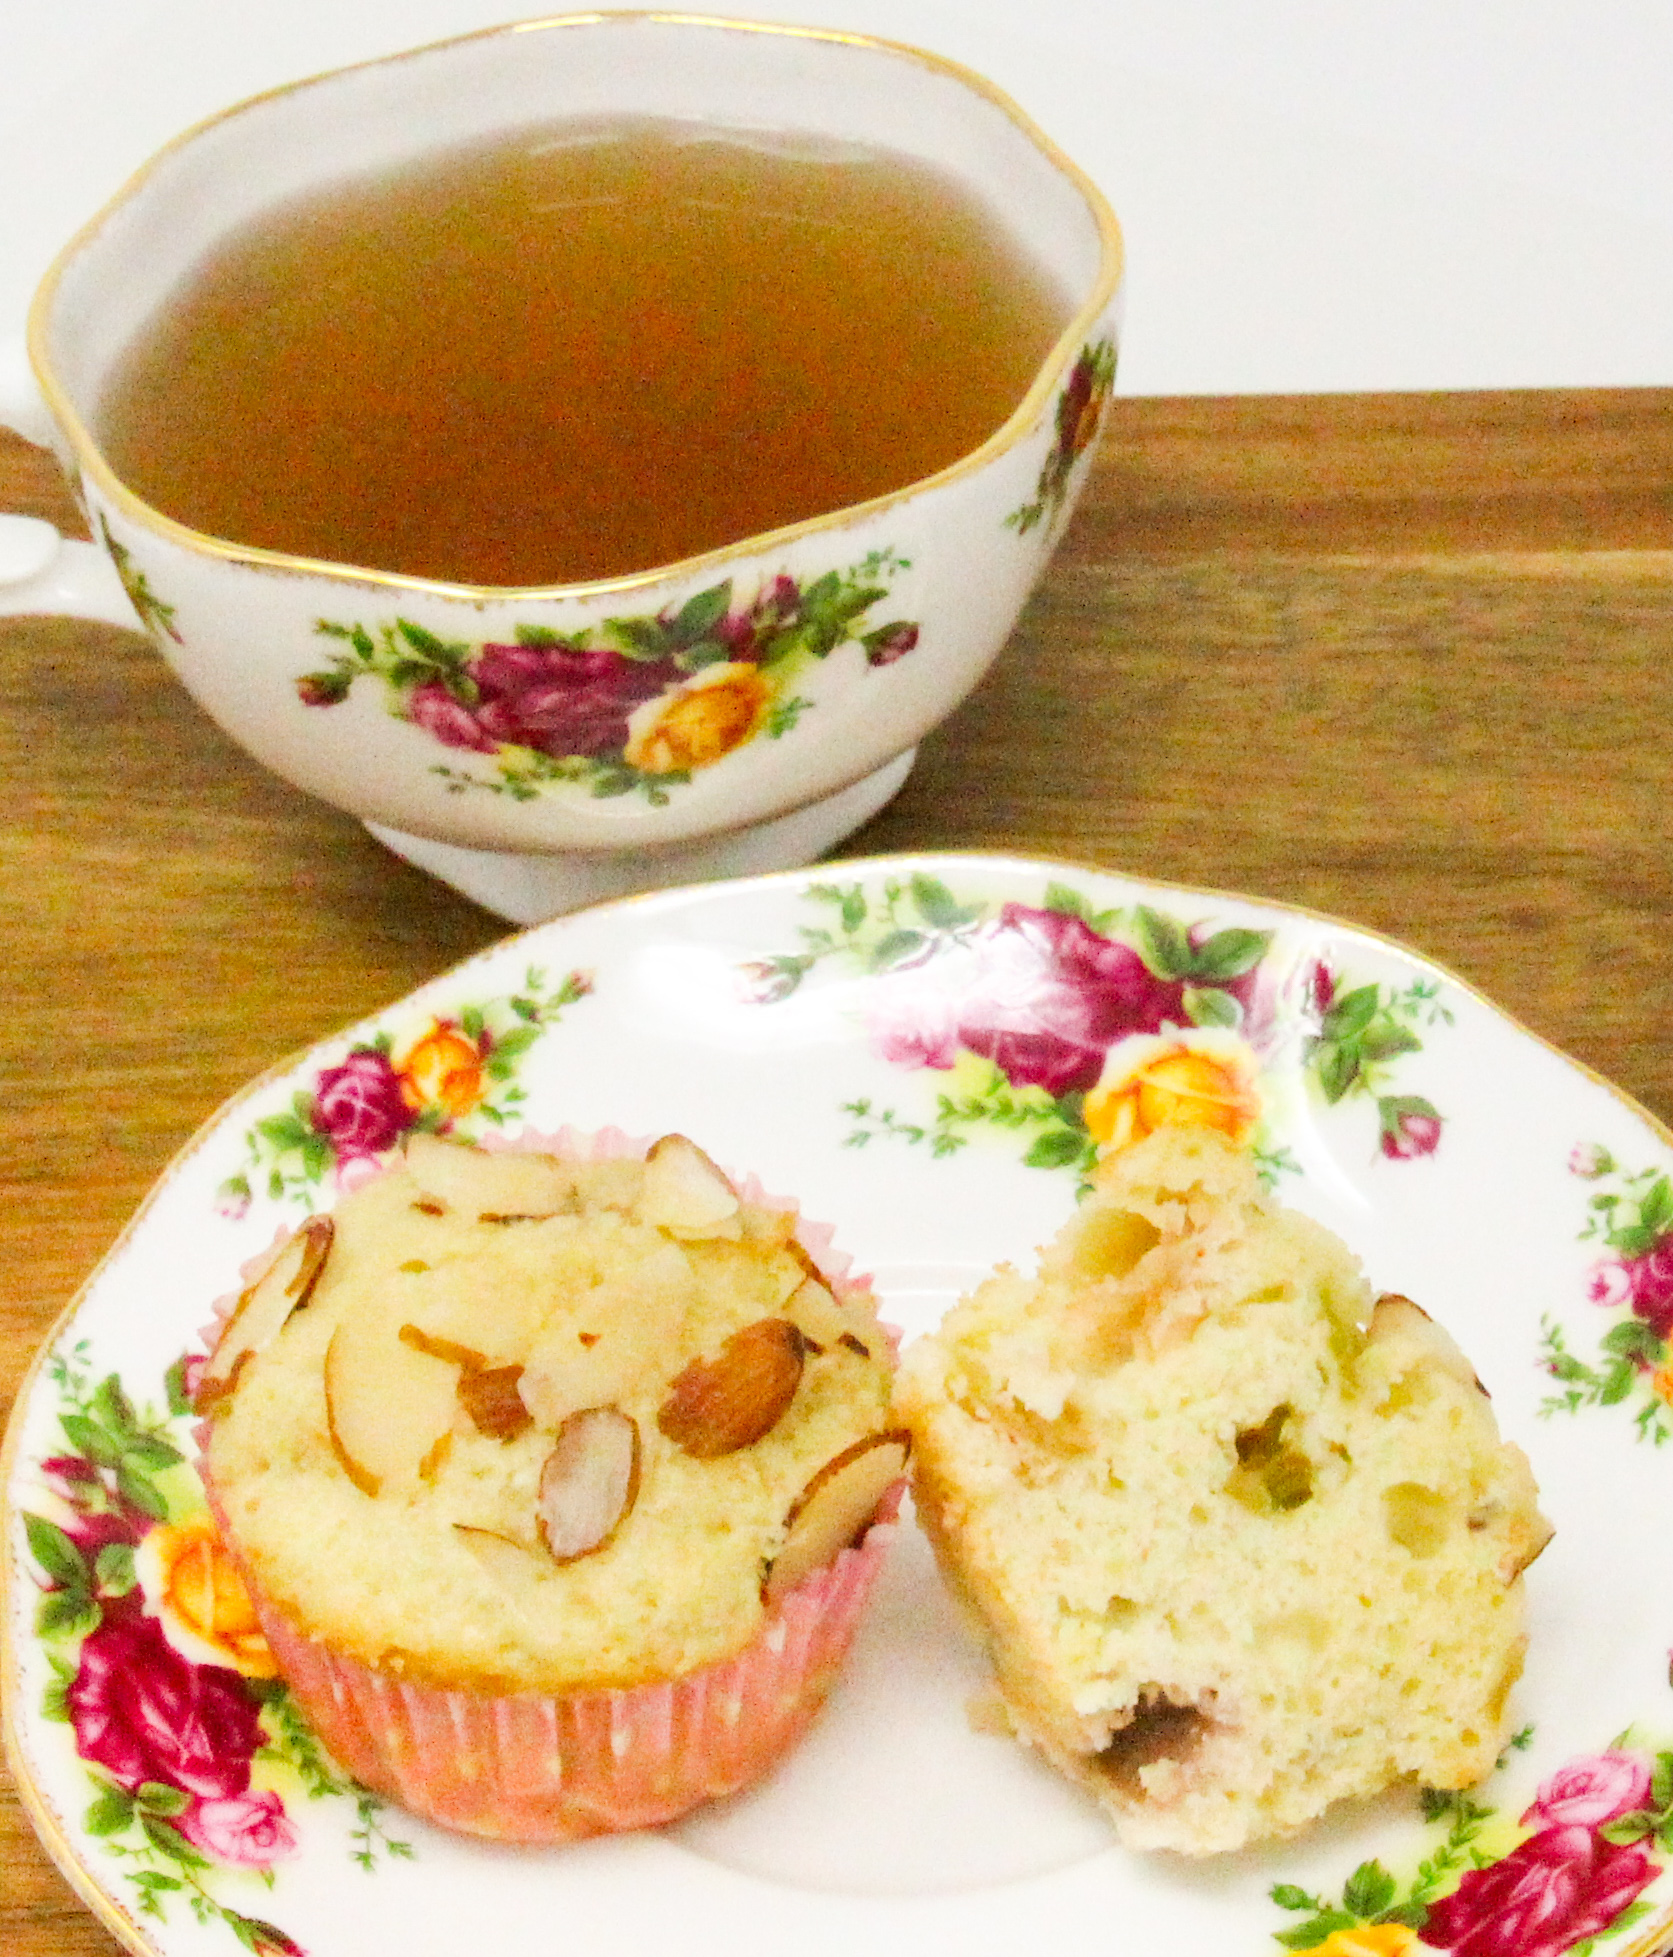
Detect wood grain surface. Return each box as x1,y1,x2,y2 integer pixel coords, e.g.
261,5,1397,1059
4,387,1673,1954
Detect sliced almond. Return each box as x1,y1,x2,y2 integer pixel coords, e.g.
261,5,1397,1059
325,1304,460,1498
783,1276,853,1353
763,1429,910,1603
537,1407,641,1562
569,1157,645,1214
458,1363,534,1442
657,1317,806,1457
398,1275,560,1370
635,1134,742,1239
418,1429,454,1483
453,1523,547,1605
398,1322,490,1370
197,1216,334,1411
1368,1292,1486,1394
739,1203,799,1250
404,1132,573,1219
518,1242,694,1427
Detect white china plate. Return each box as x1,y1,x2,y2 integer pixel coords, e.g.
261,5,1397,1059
7,852,1673,1957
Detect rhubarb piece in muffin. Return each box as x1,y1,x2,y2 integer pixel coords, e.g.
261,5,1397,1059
198,1130,905,1841
895,1127,1550,1855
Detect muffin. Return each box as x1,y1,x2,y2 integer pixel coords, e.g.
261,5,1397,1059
894,1128,1550,1855
195,1129,906,1841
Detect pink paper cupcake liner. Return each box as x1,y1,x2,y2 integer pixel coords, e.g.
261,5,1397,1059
232,1494,900,1841
196,1124,902,1841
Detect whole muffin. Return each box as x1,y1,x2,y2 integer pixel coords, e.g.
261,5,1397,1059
894,1127,1550,1855
196,1129,906,1840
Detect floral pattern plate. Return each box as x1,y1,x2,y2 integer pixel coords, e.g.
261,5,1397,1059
6,851,1673,1957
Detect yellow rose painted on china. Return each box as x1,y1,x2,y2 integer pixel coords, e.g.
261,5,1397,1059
135,1512,277,1677
1084,1028,1261,1155
396,1018,487,1120
1311,1927,1417,1957
624,661,772,774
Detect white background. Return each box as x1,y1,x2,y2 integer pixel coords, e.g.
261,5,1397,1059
3,0,1671,394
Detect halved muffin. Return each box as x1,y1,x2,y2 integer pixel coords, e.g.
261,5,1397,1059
895,1127,1549,1854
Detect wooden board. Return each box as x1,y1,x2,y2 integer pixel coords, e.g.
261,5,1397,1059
4,387,1673,1954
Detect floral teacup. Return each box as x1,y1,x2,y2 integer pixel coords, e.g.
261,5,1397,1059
0,13,1122,921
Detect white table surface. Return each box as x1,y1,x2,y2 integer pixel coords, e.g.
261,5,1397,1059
2,0,1671,396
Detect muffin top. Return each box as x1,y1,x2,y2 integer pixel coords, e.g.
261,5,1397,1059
201,1134,900,1693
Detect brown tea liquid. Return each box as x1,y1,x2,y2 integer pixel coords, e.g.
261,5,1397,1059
97,118,1070,586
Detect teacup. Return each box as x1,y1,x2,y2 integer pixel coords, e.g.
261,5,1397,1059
0,13,1122,921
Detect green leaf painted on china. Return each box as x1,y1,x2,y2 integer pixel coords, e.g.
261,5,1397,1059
37,1590,99,1639
671,581,732,645
1315,1042,1361,1105
1043,881,1089,919
1323,984,1381,1040
869,929,929,972
25,1513,89,1591
1270,1886,1318,1913
90,1376,135,1442
124,1433,185,1473
1360,1024,1422,1063
1275,1910,1361,1951
395,618,468,664
1341,1861,1398,1919
85,1786,135,1837
94,1542,138,1597
115,1460,169,1522
1129,906,1194,980
1640,1176,1673,1237
1600,1809,1658,1845
909,874,979,930
140,1815,210,1868
1024,1129,1089,1170
59,1413,124,1469
603,615,673,661
1188,926,1272,980
1601,1319,1663,1364
164,1356,193,1418
1184,985,1241,1029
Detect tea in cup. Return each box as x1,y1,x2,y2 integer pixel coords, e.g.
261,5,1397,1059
0,13,1122,920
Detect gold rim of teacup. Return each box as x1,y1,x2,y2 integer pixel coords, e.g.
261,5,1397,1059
27,10,1125,604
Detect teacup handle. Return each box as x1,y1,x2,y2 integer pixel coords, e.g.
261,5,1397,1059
0,334,143,629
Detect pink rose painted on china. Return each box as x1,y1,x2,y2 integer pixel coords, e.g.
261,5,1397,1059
1271,1743,1673,1954
1380,1098,1444,1160
1585,1260,1635,1309
1542,1149,1673,1441
178,1790,302,1867
1521,1752,1651,1830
